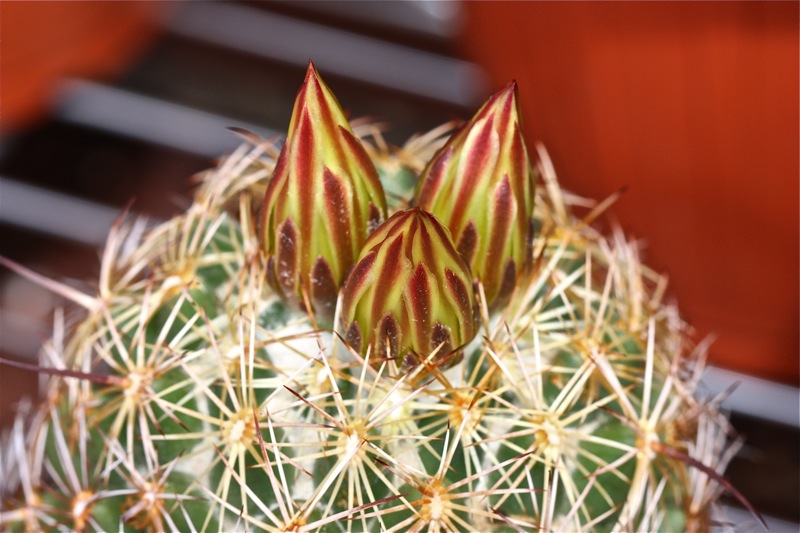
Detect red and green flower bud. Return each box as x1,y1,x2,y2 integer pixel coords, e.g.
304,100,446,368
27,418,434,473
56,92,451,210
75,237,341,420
416,81,534,311
339,208,479,371
260,62,387,322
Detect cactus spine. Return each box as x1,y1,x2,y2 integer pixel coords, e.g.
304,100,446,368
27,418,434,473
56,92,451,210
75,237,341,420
0,63,745,532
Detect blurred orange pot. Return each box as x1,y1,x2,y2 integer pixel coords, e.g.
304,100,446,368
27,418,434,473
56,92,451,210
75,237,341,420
460,2,799,384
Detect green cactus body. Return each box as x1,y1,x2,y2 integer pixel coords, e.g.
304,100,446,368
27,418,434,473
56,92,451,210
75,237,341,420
0,67,746,533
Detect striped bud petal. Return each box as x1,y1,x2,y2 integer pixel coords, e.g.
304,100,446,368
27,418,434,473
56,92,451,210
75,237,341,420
416,81,534,311
340,209,478,371
260,62,387,322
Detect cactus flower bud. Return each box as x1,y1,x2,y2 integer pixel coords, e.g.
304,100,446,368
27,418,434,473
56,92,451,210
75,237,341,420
260,62,387,321
340,208,478,370
416,81,534,311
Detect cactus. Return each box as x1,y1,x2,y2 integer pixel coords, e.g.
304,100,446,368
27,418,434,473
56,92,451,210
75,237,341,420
0,62,754,532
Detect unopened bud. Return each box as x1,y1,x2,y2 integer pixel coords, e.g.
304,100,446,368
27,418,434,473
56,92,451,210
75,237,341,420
260,62,387,322
340,209,478,370
416,81,534,310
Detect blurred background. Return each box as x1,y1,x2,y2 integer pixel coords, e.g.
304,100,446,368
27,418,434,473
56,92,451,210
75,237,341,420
0,1,797,528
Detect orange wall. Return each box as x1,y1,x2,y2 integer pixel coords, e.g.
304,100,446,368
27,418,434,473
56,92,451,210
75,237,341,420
0,2,164,135
461,2,799,383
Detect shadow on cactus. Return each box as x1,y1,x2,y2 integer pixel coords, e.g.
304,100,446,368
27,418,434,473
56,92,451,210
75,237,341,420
0,61,763,532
